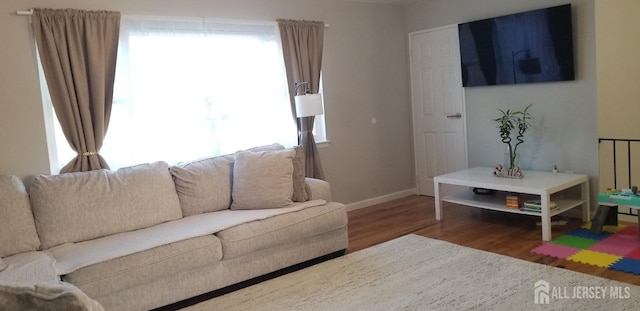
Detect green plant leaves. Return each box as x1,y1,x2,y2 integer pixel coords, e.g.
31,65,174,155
493,104,533,169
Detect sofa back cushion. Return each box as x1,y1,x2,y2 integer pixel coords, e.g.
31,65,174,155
30,162,183,249
170,155,234,216
0,175,41,257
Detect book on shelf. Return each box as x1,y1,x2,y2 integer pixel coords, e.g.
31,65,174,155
505,193,522,209
521,200,558,212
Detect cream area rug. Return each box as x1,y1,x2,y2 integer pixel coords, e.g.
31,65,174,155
184,234,640,310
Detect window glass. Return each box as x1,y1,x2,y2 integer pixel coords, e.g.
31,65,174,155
47,16,324,171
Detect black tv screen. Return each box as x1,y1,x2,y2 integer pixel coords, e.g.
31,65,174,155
458,4,575,87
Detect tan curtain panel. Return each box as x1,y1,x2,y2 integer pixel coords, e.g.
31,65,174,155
32,8,120,173
277,19,325,180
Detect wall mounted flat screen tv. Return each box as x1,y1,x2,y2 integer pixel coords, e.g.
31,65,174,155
458,4,575,87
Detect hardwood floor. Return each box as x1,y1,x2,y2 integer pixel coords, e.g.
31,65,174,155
347,195,640,286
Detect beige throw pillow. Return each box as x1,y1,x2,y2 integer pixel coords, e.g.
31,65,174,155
0,175,41,258
0,281,104,311
246,143,285,153
291,145,308,202
231,149,296,210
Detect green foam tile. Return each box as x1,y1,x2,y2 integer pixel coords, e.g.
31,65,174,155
550,235,598,249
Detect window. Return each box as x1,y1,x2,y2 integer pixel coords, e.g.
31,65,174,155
46,16,328,171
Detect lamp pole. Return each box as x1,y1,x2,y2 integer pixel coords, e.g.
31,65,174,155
511,49,530,83
294,81,311,95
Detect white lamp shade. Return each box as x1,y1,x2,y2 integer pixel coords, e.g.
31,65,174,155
294,93,324,118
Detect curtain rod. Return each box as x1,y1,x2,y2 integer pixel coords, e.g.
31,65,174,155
15,9,329,28
16,9,33,16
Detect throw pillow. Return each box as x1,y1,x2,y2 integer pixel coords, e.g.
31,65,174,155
0,281,104,311
231,149,296,210
0,175,41,258
0,258,6,272
291,145,308,202
246,143,285,152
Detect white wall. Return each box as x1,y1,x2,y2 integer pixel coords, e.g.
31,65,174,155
596,0,640,139
0,0,414,204
405,0,598,182
596,1,640,208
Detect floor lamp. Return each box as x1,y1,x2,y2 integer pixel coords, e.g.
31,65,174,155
294,81,323,118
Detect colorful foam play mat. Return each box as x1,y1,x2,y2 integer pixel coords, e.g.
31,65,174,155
531,224,640,275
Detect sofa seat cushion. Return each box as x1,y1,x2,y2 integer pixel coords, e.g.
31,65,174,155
47,200,326,276
30,162,183,249
217,202,347,259
0,175,41,257
62,235,221,298
0,251,58,284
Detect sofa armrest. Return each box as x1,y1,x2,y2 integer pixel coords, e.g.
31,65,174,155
305,178,331,202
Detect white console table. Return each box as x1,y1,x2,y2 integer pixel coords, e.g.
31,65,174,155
433,167,591,241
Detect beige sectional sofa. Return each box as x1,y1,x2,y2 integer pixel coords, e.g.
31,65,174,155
0,144,348,311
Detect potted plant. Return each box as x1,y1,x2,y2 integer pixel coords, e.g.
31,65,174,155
493,104,533,177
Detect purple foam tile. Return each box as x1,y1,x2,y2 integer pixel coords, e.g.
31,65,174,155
531,243,580,259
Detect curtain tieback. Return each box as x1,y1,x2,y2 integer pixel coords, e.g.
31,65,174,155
80,151,98,156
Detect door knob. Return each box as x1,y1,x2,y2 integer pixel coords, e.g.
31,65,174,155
446,113,462,119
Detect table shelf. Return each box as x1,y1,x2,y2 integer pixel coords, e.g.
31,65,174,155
442,190,587,217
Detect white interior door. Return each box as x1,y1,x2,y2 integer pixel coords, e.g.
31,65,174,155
409,25,468,196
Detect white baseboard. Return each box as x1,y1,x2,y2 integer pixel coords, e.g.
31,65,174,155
619,214,639,224
345,189,417,212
